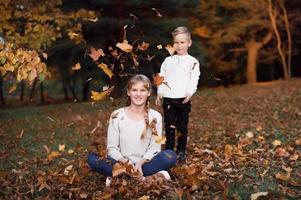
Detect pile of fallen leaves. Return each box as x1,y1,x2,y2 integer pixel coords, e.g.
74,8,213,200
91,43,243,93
0,79,300,199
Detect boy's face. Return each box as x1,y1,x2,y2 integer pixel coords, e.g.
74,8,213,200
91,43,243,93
173,33,192,56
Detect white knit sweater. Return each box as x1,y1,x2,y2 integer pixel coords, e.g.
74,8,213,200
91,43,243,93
106,108,162,164
158,54,200,98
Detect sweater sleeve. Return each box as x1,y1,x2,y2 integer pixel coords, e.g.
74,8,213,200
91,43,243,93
107,111,124,161
142,113,162,160
157,59,167,96
187,60,200,96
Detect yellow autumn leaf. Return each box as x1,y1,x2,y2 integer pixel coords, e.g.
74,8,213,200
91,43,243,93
137,195,150,200
272,139,281,147
90,86,115,102
98,63,113,78
48,151,61,161
116,40,133,53
155,135,166,144
59,144,65,152
275,172,290,181
193,26,210,38
64,165,73,176
72,62,81,70
157,44,163,49
112,162,127,177
165,44,175,55
137,41,150,51
250,192,268,200
68,149,74,154
9,84,17,93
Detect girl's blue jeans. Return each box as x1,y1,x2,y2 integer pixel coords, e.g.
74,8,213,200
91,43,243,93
87,150,177,177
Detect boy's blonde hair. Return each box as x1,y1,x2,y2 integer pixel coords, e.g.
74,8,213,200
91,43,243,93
171,26,191,40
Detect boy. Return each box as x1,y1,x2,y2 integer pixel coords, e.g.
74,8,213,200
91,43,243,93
155,26,200,163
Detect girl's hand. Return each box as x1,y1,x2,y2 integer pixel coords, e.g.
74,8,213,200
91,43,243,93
134,159,149,176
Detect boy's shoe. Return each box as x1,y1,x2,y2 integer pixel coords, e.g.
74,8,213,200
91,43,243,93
105,177,112,187
157,170,171,180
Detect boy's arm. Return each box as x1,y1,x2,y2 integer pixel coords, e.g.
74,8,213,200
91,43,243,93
183,61,200,103
187,61,200,96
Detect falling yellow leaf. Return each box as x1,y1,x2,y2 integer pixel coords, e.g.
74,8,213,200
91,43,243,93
59,144,65,152
116,40,133,53
152,74,164,86
98,63,113,78
157,44,163,49
272,139,281,147
9,84,17,93
165,44,175,55
250,192,268,200
155,135,166,144
48,151,61,161
72,62,81,70
88,47,105,61
137,41,150,51
90,86,115,101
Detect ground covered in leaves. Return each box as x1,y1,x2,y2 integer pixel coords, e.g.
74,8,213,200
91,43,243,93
0,79,301,199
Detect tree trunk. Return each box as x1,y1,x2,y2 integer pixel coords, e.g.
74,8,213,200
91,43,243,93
246,39,261,83
40,82,45,104
20,81,25,101
29,78,37,102
280,0,292,78
82,79,89,101
245,30,273,84
0,77,5,105
268,0,289,79
61,80,69,102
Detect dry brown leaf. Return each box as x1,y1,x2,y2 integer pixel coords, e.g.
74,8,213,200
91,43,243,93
165,44,175,55
155,135,166,144
137,195,150,200
97,63,113,78
72,62,81,70
59,144,65,152
48,151,61,161
275,172,290,181
250,192,268,200
137,41,150,51
272,139,281,147
116,40,133,53
88,47,105,61
112,162,127,177
152,74,164,86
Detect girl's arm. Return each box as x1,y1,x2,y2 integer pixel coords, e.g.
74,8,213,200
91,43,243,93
107,112,124,161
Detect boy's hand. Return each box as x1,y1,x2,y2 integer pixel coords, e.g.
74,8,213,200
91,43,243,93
182,94,192,104
155,95,162,106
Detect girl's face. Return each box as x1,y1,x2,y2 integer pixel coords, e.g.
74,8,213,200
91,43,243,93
127,81,150,107
173,33,191,56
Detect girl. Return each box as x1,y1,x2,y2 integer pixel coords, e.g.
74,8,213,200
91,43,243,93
88,74,177,185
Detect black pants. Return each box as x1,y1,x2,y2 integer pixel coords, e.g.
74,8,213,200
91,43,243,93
163,98,191,155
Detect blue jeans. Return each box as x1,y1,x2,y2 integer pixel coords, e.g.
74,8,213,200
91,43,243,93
87,150,177,177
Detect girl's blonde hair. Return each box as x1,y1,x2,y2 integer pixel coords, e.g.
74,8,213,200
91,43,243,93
126,74,152,140
171,26,191,40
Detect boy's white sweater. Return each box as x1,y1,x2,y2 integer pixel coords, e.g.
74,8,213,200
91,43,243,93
158,54,200,98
